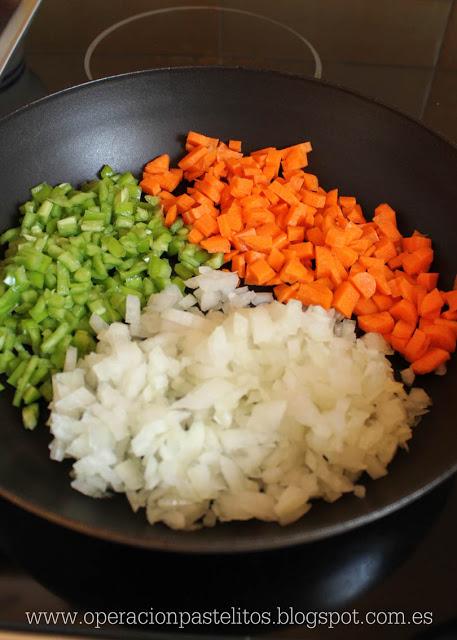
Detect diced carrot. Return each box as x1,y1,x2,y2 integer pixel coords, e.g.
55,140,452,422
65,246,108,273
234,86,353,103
333,246,358,269
244,208,275,227
372,293,395,312
392,319,416,341
354,297,379,315
182,211,195,226
350,271,376,299
302,189,326,209
274,283,300,303
368,267,392,296
190,189,214,208
387,253,404,270
159,169,183,192
375,219,402,242
144,153,170,174
200,235,231,253
404,329,430,363
442,310,457,321
141,133,455,376
325,226,347,248
217,214,233,238
339,196,356,209
255,223,280,238
422,324,456,352
281,141,312,156
244,251,263,265
224,211,243,234
234,228,256,245
414,285,427,311
241,194,268,211
415,272,438,291
289,242,314,260
188,228,203,244
272,232,289,250
374,238,397,262
315,246,334,279
349,261,365,277
325,204,344,223
444,290,457,312
178,145,208,170
270,180,299,205
302,173,319,191
228,139,242,152
435,318,457,338
419,318,435,332
411,348,450,374
314,213,324,228
282,148,307,173
280,257,313,284
139,175,161,196
175,193,195,213
194,212,219,237
246,258,275,285
331,254,347,287
243,235,273,252
325,188,338,205
374,203,396,225
190,203,212,220
314,277,334,290
223,250,239,263
402,234,432,252
267,247,286,272
422,308,442,321
307,227,324,246
388,277,403,298
286,173,305,193
358,312,395,335
158,190,176,210
226,176,253,198
386,334,409,353
296,283,333,309
419,288,444,317
332,281,360,318
347,205,366,224
187,131,218,148
198,176,226,203
164,204,178,227
395,276,415,303
263,148,282,180
271,202,289,223
287,226,305,243
359,256,384,270
284,203,307,226
389,299,418,325
402,247,434,275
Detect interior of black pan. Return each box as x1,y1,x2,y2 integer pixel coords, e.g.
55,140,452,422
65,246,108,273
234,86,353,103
0,67,456,553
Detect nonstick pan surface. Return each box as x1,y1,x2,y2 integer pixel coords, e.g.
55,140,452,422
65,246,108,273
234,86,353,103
0,67,456,553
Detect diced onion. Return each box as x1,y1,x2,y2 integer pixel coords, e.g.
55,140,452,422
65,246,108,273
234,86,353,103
49,272,431,531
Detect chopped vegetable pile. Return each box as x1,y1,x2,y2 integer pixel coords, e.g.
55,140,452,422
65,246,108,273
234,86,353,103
0,130,455,434
48,271,431,530
0,166,220,428
141,131,457,377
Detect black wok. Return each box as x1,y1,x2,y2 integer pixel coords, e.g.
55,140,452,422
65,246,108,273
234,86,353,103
0,67,456,554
